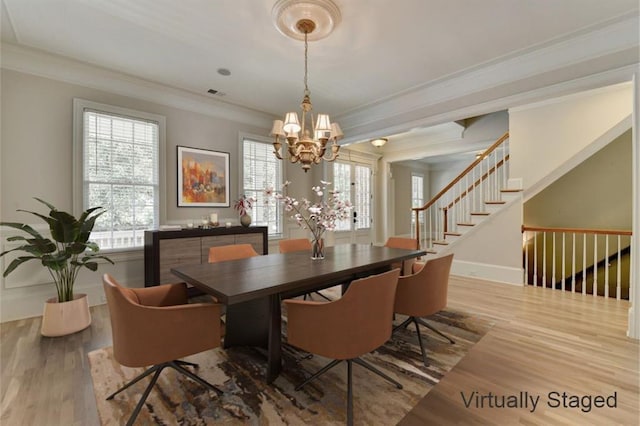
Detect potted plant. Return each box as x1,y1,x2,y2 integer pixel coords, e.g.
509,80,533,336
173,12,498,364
0,198,114,336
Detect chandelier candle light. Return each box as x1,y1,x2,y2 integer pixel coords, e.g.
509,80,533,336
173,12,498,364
265,181,351,259
270,0,343,172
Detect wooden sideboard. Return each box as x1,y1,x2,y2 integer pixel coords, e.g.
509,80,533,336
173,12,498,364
144,226,268,287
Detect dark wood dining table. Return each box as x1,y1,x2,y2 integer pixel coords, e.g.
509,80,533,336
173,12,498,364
171,243,425,383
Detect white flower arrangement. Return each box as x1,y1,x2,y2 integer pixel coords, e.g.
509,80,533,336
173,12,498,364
265,180,352,245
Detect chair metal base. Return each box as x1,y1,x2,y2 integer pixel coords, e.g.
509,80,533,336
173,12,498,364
106,360,223,426
296,357,402,426
393,316,455,367
303,291,332,302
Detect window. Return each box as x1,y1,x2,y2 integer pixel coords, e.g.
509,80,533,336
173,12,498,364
242,137,283,236
411,173,424,228
73,99,165,250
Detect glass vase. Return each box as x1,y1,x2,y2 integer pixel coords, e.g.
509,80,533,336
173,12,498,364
311,237,325,260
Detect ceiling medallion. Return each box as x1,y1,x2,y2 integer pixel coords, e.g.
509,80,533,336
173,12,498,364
272,0,341,41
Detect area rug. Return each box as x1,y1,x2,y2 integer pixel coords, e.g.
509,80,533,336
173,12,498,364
89,309,492,425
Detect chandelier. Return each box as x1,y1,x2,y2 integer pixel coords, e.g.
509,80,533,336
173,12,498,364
270,0,343,173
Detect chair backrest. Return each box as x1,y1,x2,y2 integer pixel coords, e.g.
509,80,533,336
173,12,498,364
103,274,150,366
341,269,400,356
384,237,418,250
395,253,454,317
208,243,258,263
384,237,419,275
286,269,400,360
103,274,220,367
279,238,312,253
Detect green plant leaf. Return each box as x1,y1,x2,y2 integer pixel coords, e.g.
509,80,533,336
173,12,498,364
82,254,115,265
3,256,38,277
49,210,80,243
0,222,45,239
85,242,99,252
78,210,103,243
33,197,57,211
83,262,98,271
67,241,88,255
42,252,72,271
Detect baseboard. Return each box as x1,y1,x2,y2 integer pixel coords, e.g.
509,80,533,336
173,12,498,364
451,259,523,286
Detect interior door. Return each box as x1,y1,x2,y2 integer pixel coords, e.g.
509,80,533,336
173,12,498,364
332,161,373,245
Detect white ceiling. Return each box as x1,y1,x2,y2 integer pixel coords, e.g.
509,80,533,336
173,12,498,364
1,0,638,148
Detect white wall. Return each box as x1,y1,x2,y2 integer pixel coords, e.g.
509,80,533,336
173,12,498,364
0,68,315,322
510,83,633,190
447,199,523,285
389,162,430,237
428,160,468,198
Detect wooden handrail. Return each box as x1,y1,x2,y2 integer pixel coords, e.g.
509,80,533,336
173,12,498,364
522,226,632,236
443,155,509,211
412,131,509,213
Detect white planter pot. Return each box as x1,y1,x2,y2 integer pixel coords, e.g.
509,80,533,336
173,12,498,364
41,293,92,337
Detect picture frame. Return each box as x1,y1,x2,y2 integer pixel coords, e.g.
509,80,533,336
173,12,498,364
177,146,230,207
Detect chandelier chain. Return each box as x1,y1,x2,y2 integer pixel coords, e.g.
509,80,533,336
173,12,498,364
304,30,309,95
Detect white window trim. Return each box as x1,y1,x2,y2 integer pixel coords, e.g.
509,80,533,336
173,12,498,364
238,132,285,238
72,98,167,252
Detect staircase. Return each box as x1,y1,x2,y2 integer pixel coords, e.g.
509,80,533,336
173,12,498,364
412,132,521,258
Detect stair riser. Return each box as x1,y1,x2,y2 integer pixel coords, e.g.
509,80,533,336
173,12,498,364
470,215,488,225
500,192,521,202
484,203,504,213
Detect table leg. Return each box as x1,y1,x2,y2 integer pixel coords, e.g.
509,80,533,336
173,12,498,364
266,293,282,384
224,298,270,348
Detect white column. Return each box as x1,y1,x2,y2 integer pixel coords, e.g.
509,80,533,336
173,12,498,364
629,72,640,339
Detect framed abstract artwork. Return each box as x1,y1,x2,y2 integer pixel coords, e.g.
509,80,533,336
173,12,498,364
177,146,230,207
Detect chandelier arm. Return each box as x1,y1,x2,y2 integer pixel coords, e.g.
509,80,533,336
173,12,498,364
273,138,283,160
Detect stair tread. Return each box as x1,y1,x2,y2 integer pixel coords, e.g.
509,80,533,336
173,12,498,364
485,200,506,204
457,222,475,226
444,232,462,236
433,240,449,245
500,189,522,193
470,212,490,216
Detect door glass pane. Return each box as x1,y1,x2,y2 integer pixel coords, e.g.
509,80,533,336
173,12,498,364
333,162,351,231
355,165,371,230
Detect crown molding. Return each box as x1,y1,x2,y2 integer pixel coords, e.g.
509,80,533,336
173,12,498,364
0,42,275,128
337,14,639,144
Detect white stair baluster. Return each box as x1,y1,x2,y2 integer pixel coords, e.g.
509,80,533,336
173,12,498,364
571,233,576,293
552,232,556,287
593,234,598,297
543,232,547,287
582,233,587,295
604,235,609,298
561,232,566,291
524,231,529,284
533,232,538,286
616,235,621,300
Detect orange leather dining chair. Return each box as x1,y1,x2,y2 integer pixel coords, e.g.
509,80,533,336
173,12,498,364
279,238,332,301
102,274,224,426
208,243,258,263
284,269,402,426
393,253,455,367
384,237,419,275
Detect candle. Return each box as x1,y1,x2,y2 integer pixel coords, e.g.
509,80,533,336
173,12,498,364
225,222,232,228
210,213,218,224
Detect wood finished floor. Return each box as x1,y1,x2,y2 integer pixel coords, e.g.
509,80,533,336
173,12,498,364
1,276,638,425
